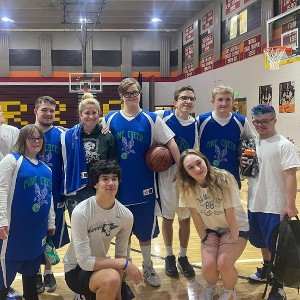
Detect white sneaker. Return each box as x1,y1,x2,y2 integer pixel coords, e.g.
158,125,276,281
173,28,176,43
218,288,236,300
142,261,161,287
7,287,22,300
199,285,217,300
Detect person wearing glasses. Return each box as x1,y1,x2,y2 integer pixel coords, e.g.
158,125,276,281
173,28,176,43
34,96,70,294
0,105,19,161
241,105,300,300
154,86,197,278
0,124,55,300
103,78,180,287
62,95,118,218
197,84,254,189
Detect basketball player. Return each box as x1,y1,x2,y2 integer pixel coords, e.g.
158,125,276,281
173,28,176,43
34,96,70,293
154,86,197,278
197,84,254,188
103,78,180,287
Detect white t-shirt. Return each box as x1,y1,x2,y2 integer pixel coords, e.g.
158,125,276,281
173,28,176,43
248,134,300,213
63,196,133,273
180,184,249,233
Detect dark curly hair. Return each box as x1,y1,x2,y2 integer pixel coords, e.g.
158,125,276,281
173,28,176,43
89,160,121,187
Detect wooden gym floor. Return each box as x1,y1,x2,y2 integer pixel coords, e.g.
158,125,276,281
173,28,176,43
11,172,300,299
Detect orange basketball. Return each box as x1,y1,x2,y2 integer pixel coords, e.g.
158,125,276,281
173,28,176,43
145,144,174,172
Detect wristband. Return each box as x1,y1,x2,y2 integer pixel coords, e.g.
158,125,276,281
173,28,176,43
123,258,129,270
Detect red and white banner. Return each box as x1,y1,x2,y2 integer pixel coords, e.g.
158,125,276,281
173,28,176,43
201,55,214,72
226,0,240,15
281,0,297,13
243,34,261,59
201,33,214,54
225,44,240,64
202,10,213,32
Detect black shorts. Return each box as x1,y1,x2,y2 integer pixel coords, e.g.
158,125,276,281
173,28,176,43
205,229,249,240
65,265,95,298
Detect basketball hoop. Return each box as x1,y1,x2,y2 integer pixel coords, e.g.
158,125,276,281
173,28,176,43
264,46,293,70
81,85,90,94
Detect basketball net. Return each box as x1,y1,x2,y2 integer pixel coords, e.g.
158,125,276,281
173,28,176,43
264,46,292,70
81,85,90,94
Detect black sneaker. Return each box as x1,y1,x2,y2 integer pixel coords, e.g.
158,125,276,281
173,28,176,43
177,256,195,277
44,273,57,292
36,274,45,293
165,255,179,277
267,282,287,300
249,263,268,283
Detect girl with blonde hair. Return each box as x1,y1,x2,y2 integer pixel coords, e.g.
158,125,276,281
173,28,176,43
176,149,249,300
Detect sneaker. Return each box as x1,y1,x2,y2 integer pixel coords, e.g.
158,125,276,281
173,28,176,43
44,273,57,292
218,288,236,300
7,287,22,300
142,261,161,287
36,274,45,293
267,283,287,300
165,255,179,277
199,285,217,300
177,256,195,277
248,263,268,283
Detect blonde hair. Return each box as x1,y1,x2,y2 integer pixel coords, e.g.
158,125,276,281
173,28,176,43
175,149,236,207
212,84,234,100
81,92,95,101
78,97,101,116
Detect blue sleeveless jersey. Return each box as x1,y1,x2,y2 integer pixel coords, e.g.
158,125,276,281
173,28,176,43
198,112,245,188
1,153,52,260
105,111,156,205
162,110,197,153
38,127,69,248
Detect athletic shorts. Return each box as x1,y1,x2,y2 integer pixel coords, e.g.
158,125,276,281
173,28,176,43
248,210,280,251
205,229,249,240
126,200,160,242
0,256,42,290
158,165,190,220
65,265,94,297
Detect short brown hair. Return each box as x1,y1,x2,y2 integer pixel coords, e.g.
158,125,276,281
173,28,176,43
118,78,141,96
174,86,195,101
35,96,56,109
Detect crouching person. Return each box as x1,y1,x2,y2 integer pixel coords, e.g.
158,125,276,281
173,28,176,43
64,160,142,300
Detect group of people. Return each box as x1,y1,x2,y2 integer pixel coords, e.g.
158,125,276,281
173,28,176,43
0,79,299,300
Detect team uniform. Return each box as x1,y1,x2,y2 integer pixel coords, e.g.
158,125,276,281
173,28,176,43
0,153,55,290
247,134,300,250
39,126,69,249
155,110,198,219
197,111,254,188
104,110,174,242
0,124,19,161
64,197,133,296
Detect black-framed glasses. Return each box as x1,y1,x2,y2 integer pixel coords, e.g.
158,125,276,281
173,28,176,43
177,96,196,102
122,90,141,98
252,118,275,126
27,137,43,143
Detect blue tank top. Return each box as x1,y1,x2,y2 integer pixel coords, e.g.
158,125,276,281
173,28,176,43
3,153,52,260
106,110,156,205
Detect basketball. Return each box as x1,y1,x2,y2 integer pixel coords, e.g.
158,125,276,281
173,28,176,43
145,144,174,172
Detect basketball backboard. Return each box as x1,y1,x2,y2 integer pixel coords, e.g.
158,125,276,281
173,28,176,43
69,73,102,93
265,5,300,69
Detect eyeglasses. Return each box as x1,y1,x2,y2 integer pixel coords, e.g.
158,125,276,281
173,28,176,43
122,90,141,98
177,96,196,102
27,137,43,143
252,118,275,126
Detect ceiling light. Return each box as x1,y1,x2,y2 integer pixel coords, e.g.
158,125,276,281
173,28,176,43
80,18,90,23
151,18,162,23
1,17,15,23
